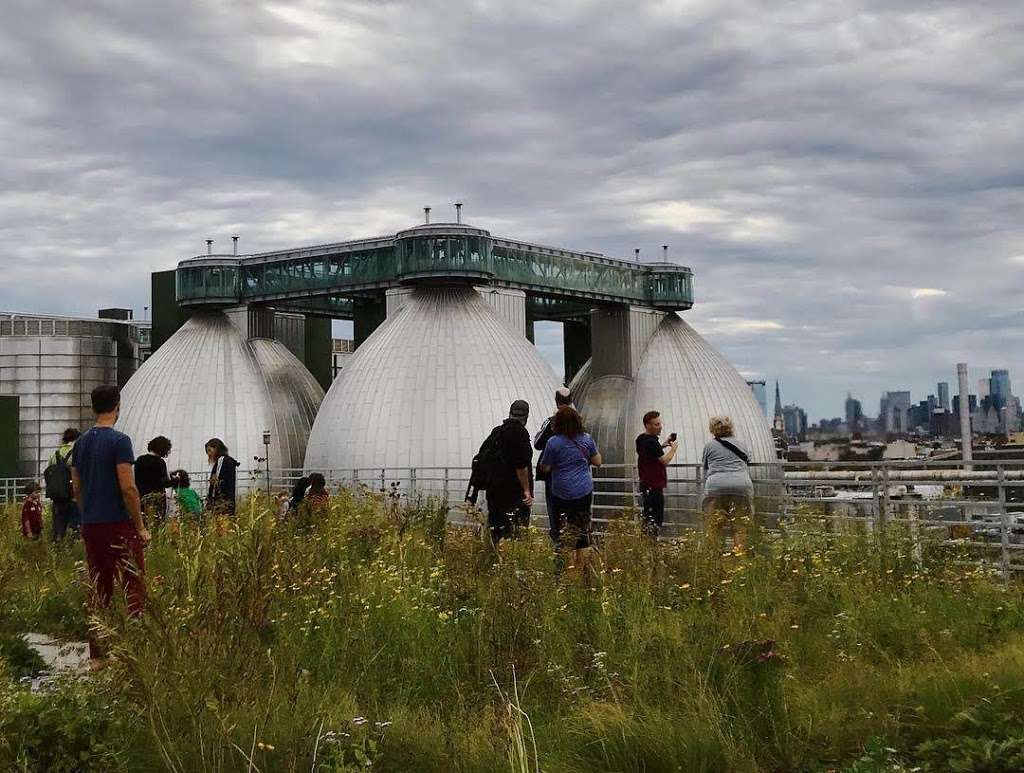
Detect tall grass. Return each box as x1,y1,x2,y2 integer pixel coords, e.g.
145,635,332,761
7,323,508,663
2,490,1024,771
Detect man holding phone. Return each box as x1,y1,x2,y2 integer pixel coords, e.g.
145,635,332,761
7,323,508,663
636,410,678,536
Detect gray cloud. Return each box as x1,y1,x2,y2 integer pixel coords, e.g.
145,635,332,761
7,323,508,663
2,0,1022,420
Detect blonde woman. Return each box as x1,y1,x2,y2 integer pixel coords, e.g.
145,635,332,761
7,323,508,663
701,416,755,552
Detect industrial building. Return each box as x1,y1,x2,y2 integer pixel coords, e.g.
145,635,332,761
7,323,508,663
118,208,777,491
0,309,150,477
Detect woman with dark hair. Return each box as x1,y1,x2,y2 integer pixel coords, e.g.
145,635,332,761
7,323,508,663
304,473,329,509
47,427,82,540
538,406,602,572
135,435,172,522
205,438,239,515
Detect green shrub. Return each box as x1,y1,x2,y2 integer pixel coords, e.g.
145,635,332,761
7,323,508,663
0,675,138,772
0,635,46,679
913,695,1024,772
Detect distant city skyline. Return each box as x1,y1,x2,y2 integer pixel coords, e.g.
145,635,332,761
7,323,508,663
764,365,1019,425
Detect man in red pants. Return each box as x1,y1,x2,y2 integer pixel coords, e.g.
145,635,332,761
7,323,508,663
71,384,150,669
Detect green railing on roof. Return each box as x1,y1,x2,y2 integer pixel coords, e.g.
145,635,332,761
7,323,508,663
176,225,694,311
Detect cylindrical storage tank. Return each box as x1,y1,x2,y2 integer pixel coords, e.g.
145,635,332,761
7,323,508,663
305,287,563,489
117,312,324,483
572,313,781,531
0,329,118,477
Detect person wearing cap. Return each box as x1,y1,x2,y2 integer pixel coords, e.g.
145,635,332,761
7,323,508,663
486,399,534,545
534,387,574,544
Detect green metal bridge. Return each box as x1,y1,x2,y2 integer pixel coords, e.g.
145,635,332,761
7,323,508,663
175,222,694,319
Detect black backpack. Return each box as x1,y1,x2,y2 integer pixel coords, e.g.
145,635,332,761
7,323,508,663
466,425,509,503
44,449,74,501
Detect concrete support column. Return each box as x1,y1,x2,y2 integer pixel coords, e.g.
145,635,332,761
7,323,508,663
303,316,333,392
589,305,666,380
353,295,387,348
563,318,591,385
151,269,191,354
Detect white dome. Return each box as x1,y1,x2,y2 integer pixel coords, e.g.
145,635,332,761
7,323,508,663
304,287,563,472
572,313,776,470
117,313,324,477
631,314,776,465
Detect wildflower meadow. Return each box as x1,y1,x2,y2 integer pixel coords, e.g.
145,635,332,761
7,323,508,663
2,489,1024,772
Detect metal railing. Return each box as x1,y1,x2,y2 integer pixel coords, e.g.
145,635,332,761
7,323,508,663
0,477,37,504
4,460,1021,572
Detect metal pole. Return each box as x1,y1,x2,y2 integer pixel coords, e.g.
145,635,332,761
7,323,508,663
998,464,1009,578
880,464,891,528
908,500,922,566
262,430,271,499
957,363,972,470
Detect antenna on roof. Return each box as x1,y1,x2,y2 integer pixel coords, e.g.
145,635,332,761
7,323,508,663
423,206,431,224
634,248,640,264
455,201,463,224
206,239,214,255
232,236,239,256
662,244,669,261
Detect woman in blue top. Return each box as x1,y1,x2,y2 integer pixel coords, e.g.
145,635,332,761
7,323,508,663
538,406,602,563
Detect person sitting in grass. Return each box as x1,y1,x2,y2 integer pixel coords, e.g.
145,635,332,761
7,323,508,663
20,482,44,540
292,473,328,529
303,473,330,511
169,469,203,518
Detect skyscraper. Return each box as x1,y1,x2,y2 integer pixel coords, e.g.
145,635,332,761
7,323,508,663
937,381,950,411
880,391,912,434
747,380,767,418
845,393,863,434
990,369,1010,410
783,404,808,440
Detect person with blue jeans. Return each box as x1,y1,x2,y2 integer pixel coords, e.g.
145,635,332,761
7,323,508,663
538,406,602,570
533,387,574,544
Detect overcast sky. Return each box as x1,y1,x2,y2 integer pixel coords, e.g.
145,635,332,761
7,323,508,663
2,0,1022,420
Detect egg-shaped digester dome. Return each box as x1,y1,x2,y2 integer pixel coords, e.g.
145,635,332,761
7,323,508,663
628,314,776,467
117,313,324,478
304,286,563,473
571,313,779,523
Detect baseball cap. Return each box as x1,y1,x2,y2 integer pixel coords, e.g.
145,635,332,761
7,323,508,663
509,399,530,421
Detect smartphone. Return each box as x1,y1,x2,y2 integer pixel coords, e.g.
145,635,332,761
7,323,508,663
668,433,677,443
